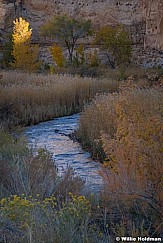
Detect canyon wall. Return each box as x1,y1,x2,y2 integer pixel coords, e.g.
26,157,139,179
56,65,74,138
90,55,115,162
0,0,163,67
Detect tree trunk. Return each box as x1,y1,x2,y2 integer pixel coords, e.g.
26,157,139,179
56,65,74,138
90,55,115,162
106,53,115,69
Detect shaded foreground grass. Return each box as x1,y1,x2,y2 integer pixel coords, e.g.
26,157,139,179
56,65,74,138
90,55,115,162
0,71,119,129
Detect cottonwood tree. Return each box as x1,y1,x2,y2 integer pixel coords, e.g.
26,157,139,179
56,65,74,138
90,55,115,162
12,17,41,71
41,15,92,64
94,25,131,68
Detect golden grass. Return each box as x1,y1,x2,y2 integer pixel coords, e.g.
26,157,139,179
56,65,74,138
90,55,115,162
0,71,119,128
77,85,163,232
76,92,119,160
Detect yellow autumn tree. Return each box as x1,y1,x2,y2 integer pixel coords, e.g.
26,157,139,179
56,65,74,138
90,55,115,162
49,44,65,67
12,17,41,71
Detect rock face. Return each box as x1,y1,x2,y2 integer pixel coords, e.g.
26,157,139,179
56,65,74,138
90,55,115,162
142,0,163,50
0,0,163,67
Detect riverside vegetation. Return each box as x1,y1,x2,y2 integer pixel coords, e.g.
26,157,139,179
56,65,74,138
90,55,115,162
0,71,162,242
0,70,120,242
0,15,163,243
76,78,163,239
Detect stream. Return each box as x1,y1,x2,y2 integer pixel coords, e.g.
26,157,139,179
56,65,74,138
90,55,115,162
24,114,103,193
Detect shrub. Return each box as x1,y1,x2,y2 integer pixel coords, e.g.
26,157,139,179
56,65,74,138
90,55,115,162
0,137,57,198
53,194,91,243
77,86,163,235
0,131,83,199
101,88,163,213
1,192,117,242
88,50,100,67
49,44,65,67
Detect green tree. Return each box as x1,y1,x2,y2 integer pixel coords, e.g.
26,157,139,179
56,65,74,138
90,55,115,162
94,25,131,68
12,17,41,71
41,15,92,64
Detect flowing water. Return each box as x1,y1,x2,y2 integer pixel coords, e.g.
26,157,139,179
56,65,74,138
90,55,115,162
24,114,103,193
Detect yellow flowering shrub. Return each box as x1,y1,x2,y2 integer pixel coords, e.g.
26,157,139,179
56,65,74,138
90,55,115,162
66,193,90,218
0,193,93,242
58,193,90,223
0,195,35,228
0,194,58,229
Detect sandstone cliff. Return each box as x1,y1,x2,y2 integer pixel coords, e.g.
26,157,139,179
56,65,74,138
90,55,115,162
142,0,163,49
0,0,162,67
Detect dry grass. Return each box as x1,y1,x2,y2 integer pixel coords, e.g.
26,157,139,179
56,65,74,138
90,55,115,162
77,84,163,235
76,92,119,160
0,71,119,128
103,65,163,89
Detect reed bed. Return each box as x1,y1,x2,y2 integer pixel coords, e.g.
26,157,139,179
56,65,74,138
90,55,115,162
0,71,119,128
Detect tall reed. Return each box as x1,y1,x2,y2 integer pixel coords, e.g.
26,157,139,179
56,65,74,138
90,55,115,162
0,71,119,128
